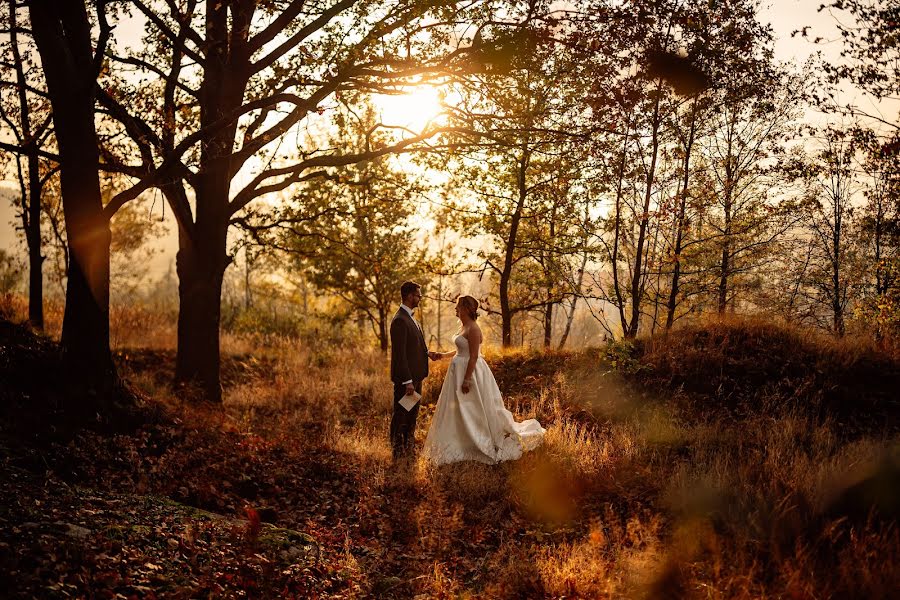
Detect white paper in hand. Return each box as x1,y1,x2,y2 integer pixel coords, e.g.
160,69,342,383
399,391,421,412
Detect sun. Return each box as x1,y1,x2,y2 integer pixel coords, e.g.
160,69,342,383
374,85,444,131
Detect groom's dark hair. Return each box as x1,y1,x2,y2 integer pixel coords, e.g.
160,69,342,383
400,281,421,300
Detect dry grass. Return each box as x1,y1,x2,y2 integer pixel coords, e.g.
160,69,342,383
2,295,898,598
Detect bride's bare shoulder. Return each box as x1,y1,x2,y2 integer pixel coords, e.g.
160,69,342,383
461,323,481,340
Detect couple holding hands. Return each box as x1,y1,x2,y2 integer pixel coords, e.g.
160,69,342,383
389,281,545,465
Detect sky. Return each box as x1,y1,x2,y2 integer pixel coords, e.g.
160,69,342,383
0,0,865,289
765,0,836,62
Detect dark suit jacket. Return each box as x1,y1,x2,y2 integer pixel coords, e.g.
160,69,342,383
390,307,429,384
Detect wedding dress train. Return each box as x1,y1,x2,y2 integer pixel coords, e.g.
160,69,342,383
423,335,545,465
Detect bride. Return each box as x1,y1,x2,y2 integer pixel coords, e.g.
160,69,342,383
423,296,545,465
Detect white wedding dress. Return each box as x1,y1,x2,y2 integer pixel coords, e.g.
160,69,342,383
423,334,545,465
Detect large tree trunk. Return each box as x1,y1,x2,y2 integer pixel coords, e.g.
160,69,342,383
172,121,234,403
172,1,248,401
174,224,228,402
30,0,116,398
172,122,235,404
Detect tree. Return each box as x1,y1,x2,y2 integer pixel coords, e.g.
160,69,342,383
274,102,430,351
656,0,781,327
552,198,593,349
795,128,861,336
662,95,702,330
34,172,69,299
0,0,55,328
26,0,118,397
580,0,771,338
9,0,160,401
98,0,501,400
524,160,593,348
424,208,467,347
800,0,900,338
436,12,591,347
700,70,803,315
855,131,900,339
809,0,900,122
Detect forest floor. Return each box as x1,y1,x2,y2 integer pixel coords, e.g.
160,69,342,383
1,312,899,599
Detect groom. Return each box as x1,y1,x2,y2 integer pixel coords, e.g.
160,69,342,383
389,281,439,460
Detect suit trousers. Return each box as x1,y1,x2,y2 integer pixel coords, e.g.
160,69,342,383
390,380,422,459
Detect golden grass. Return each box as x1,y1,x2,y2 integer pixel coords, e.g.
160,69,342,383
107,325,900,598
3,295,897,598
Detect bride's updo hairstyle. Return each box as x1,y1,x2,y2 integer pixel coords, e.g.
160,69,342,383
458,295,479,320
